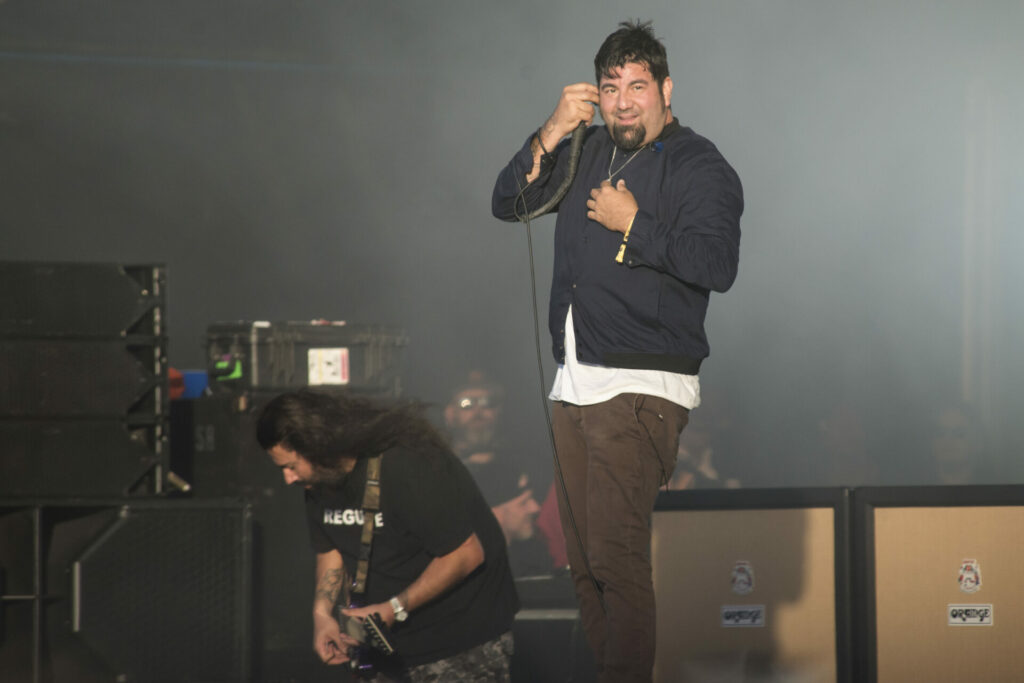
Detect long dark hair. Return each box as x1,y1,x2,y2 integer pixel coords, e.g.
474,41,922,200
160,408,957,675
255,389,448,470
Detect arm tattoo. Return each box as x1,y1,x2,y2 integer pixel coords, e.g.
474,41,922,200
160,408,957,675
315,568,346,606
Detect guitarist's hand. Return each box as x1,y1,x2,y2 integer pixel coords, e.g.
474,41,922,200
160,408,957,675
341,601,396,628
313,611,358,665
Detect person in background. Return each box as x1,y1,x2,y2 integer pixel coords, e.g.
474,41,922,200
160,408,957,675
465,456,556,577
443,370,505,465
665,405,742,490
928,402,990,485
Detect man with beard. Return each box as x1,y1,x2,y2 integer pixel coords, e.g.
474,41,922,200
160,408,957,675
256,390,518,681
491,20,743,682
443,371,504,464
464,456,557,577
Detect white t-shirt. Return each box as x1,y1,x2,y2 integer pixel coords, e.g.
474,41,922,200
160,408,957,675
548,307,701,410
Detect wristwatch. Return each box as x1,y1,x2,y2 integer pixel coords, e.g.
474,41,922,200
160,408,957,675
389,596,408,622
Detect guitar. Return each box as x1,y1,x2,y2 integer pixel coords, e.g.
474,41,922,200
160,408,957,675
335,605,396,676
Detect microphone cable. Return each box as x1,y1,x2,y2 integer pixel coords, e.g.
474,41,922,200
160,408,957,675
512,123,608,617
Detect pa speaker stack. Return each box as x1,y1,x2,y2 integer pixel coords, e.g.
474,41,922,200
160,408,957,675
0,261,252,683
0,261,168,497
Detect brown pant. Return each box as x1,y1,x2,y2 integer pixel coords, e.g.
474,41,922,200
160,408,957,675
552,394,688,683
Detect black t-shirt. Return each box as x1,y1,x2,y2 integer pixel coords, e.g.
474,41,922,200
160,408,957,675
305,445,519,667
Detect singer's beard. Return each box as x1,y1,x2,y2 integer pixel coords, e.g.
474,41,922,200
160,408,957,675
610,121,647,151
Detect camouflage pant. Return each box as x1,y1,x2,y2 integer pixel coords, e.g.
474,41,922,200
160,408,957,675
372,631,513,683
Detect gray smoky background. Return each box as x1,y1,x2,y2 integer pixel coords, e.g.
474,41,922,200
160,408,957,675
2,0,1022,488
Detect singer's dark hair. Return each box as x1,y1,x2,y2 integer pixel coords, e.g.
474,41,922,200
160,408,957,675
594,19,670,90
256,389,448,470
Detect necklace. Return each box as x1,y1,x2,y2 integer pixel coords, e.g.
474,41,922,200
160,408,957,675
607,145,646,182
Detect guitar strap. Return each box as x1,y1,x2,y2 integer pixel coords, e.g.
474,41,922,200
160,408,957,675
351,454,382,597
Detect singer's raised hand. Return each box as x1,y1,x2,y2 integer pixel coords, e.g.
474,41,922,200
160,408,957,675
526,83,598,183
539,83,598,151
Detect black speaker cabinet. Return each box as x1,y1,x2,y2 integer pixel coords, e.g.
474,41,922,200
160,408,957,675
854,486,1024,683
0,499,251,683
169,394,317,680
0,261,169,497
0,262,163,339
652,488,852,683
511,573,597,682
0,421,163,498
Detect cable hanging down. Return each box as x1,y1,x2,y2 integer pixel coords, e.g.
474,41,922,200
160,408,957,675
512,121,608,616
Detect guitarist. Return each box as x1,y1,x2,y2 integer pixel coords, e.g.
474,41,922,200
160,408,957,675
256,389,519,681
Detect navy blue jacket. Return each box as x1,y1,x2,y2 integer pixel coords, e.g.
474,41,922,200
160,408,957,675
492,119,743,374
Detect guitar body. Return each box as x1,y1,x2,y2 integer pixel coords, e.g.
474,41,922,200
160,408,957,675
335,605,396,677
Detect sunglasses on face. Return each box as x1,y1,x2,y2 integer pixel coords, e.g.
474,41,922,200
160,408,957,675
458,396,495,410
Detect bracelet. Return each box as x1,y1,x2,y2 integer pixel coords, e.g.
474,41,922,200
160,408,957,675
614,214,637,264
622,213,636,239
535,128,552,156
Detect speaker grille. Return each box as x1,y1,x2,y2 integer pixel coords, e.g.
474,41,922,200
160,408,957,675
74,505,250,682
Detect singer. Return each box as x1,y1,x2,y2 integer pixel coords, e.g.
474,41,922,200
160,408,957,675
492,20,743,683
